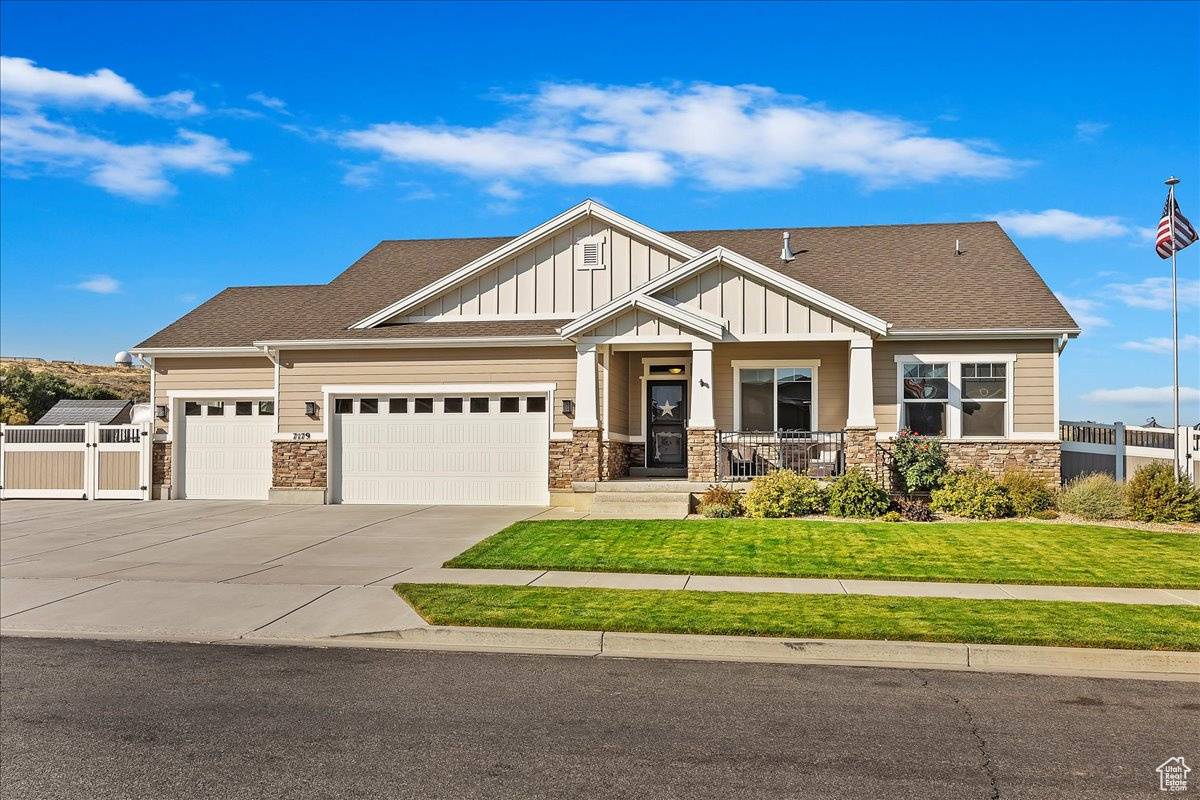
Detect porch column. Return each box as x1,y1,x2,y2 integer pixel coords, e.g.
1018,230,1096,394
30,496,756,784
846,336,876,428
573,343,599,428
688,341,716,428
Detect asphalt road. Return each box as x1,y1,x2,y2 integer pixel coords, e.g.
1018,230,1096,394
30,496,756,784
1,638,1195,799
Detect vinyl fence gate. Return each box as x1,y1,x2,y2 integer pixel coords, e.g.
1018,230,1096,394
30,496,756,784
0,422,153,501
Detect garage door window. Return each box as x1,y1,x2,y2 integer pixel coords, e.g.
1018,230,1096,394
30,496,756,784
185,402,201,416
389,398,407,413
500,397,520,413
526,396,547,413
360,399,378,414
335,398,354,414
470,397,489,413
206,401,225,416
444,397,464,413
258,401,274,415
236,401,253,416
415,398,434,414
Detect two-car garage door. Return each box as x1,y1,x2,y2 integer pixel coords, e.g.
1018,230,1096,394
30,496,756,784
331,392,550,506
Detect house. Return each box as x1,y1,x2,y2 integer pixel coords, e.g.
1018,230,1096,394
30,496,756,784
36,399,134,426
132,200,1079,506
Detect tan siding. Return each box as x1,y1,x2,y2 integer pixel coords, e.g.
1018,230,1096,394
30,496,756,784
5,451,85,490
98,451,140,490
713,342,850,431
153,357,275,435
405,219,686,321
872,339,1057,434
277,346,577,433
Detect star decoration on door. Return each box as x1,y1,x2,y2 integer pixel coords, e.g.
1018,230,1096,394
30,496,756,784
658,400,676,417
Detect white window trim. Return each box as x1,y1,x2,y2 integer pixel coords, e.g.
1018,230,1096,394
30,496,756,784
732,360,821,432
893,354,1016,439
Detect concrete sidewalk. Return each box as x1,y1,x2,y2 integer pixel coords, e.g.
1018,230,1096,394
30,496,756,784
395,567,1200,606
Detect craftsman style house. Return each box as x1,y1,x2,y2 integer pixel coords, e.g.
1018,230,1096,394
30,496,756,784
133,201,1078,506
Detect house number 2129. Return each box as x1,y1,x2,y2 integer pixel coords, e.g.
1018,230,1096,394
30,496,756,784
292,432,312,440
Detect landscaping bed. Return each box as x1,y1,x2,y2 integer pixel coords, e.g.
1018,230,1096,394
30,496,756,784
395,583,1200,652
444,519,1200,589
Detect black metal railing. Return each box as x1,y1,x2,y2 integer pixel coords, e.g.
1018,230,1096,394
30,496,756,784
716,430,845,481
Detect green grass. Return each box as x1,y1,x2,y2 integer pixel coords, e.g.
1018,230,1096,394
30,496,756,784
445,519,1200,589
395,583,1200,652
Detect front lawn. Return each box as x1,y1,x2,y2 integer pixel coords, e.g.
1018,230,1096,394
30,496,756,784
445,519,1200,589
395,583,1200,652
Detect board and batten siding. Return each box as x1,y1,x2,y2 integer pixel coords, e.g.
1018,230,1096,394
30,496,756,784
662,263,860,337
399,219,684,321
872,339,1057,435
277,347,577,433
153,357,276,435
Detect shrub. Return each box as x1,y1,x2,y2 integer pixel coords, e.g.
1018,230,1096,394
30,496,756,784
890,429,948,493
825,468,890,518
930,468,1013,519
1056,473,1126,520
1001,471,1056,517
1124,463,1200,523
896,497,936,522
697,485,743,518
880,510,902,522
1031,509,1059,520
742,470,825,518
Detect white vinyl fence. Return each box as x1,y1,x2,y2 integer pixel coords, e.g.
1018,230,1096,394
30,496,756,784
1060,421,1199,483
0,422,152,501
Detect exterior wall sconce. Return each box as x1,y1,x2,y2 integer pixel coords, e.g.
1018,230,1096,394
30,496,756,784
562,399,574,417
154,404,168,419
305,401,318,416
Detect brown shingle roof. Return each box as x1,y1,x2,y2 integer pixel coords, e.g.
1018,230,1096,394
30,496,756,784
136,221,1075,348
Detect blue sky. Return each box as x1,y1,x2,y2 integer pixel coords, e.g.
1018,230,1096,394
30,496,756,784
1,0,1197,424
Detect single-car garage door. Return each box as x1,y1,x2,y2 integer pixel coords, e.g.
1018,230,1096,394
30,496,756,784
178,399,275,500
332,393,550,505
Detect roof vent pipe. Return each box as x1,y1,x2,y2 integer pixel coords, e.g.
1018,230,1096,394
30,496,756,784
954,239,962,256
781,232,795,262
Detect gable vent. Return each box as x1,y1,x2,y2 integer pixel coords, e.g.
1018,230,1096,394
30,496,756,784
575,233,607,270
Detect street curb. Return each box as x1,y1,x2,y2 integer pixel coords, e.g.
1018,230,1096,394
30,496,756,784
331,626,1200,679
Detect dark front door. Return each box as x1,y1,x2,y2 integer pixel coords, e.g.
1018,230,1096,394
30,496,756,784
646,381,687,469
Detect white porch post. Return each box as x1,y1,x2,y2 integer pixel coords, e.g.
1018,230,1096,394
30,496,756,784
846,337,876,428
574,343,599,428
688,341,716,428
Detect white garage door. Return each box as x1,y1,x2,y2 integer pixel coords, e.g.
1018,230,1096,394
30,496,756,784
179,399,275,500
332,393,550,506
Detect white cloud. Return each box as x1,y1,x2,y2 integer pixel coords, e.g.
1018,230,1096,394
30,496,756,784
1,110,249,199
248,91,288,114
484,180,522,200
340,162,378,188
1083,386,1200,405
0,56,202,115
341,82,1020,191
1074,121,1109,142
1119,334,1200,354
1105,277,1200,311
1054,292,1109,328
73,274,120,294
994,209,1130,242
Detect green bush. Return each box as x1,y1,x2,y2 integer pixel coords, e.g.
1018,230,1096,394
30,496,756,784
880,510,902,522
698,502,740,519
930,468,1014,519
1001,471,1057,517
825,468,890,518
1124,463,1200,523
1056,473,1126,520
891,429,948,493
1031,509,1060,520
742,470,825,518
696,485,743,518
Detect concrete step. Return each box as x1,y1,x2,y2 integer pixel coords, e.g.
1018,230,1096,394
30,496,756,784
593,480,708,493
591,492,692,504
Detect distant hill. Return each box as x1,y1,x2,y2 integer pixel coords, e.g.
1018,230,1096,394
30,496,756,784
0,359,150,403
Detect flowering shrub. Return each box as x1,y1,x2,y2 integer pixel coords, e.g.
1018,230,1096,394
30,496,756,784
743,470,825,518
697,484,743,518
825,468,890,518
890,429,947,493
930,468,1013,519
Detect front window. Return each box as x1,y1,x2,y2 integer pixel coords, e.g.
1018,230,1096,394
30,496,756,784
902,363,949,436
737,367,814,431
961,363,1007,437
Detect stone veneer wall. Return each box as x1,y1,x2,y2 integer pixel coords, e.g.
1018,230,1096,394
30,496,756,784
601,440,632,480
872,436,1061,489
271,441,328,489
843,427,877,475
550,429,602,488
152,441,171,491
687,428,717,483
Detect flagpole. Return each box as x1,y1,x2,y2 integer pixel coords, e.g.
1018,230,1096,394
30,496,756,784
1166,175,1181,479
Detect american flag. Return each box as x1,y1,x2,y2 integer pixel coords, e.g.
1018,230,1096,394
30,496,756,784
1156,193,1197,259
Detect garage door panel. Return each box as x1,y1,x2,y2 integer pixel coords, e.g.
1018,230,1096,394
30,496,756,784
335,394,549,506
180,405,273,501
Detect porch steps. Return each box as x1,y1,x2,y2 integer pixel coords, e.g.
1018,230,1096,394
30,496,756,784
584,480,698,519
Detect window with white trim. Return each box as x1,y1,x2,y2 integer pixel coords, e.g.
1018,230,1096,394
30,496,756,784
898,357,1014,438
901,363,949,436
736,366,816,431
961,363,1007,437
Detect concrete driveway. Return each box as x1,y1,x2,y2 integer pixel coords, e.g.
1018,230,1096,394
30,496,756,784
0,500,549,641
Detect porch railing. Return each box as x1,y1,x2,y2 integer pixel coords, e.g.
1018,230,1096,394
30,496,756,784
716,430,845,481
